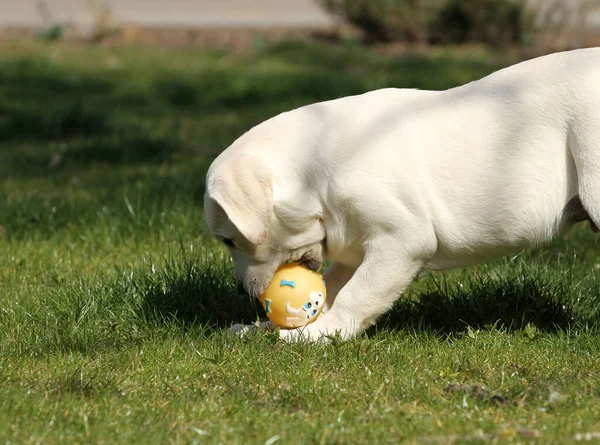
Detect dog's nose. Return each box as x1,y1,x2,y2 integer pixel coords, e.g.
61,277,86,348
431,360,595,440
237,283,247,295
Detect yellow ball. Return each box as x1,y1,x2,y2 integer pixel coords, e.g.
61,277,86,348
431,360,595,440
259,262,327,328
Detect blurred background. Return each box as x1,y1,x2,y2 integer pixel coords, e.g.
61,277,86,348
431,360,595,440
1,0,600,48
2,1,600,240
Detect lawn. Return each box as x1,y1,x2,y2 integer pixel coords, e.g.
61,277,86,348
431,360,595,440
1,38,600,444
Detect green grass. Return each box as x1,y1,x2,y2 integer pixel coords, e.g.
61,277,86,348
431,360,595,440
1,39,600,444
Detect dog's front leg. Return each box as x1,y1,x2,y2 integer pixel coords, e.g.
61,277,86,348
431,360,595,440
280,241,423,342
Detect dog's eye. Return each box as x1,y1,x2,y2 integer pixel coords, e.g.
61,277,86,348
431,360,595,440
220,237,235,248
306,302,312,309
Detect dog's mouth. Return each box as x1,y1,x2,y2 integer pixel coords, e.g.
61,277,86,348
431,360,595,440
238,243,325,298
298,248,324,272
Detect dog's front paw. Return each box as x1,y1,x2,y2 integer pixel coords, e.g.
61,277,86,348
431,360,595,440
227,323,258,337
227,320,273,337
278,320,353,343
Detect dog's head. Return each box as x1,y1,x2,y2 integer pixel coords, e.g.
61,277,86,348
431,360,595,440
204,149,325,299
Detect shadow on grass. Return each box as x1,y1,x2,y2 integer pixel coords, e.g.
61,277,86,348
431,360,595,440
140,255,583,336
0,57,179,175
140,253,264,329
376,279,576,335
0,40,506,180
3,133,182,178
0,100,109,140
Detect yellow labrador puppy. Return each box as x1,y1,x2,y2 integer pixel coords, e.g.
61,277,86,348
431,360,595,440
204,48,600,341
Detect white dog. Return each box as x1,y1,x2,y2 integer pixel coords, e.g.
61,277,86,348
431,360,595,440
204,48,600,341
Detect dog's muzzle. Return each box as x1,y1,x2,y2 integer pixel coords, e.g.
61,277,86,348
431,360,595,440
239,277,269,299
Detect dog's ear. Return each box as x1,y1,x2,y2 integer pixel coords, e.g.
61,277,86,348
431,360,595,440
206,154,273,245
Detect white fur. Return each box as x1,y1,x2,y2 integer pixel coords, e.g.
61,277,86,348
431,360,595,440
205,48,600,342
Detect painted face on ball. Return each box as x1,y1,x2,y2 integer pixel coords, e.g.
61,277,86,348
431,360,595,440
285,290,325,325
